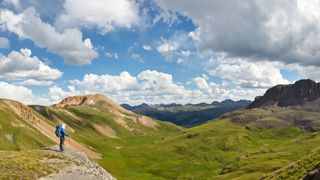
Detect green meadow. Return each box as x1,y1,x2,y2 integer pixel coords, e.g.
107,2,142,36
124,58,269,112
2,100,320,179
47,104,320,179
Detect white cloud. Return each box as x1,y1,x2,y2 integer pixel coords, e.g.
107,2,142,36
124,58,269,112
156,41,179,60
56,0,140,34
0,48,62,80
287,64,320,81
131,53,143,63
0,81,49,105
105,52,119,59
209,56,289,89
142,45,152,51
53,70,257,105
48,85,81,104
67,70,194,104
0,37,10,48
177,58,185,64
156,32,191,60
157,42,178,53
156,0,320,67
18,79,54,86
179,50,193,57
193,77,214,94
0,8,98,65
70,72,140,94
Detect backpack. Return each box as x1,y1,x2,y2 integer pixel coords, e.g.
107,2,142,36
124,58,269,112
55,124,62,137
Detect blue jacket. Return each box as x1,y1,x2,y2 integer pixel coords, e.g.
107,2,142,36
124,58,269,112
60,128,69,137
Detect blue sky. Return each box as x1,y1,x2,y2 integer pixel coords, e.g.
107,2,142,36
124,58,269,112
0,0,318,105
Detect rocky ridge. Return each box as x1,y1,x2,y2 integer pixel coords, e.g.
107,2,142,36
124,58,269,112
247,79,320,108
54,94,117,108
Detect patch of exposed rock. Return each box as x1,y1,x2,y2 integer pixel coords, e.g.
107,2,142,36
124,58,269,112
247,79,320,108
39,146,115,180
54,94,127,111
303,168,320,180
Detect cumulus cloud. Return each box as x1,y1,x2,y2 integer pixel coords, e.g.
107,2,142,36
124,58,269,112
65,70,193,104
0,37,10,48
70,71,140,93
209,56,289,89
18,79,54,86
56,0,140,34
192,75,266,101
156,0,320,67
0,48,62,80
286,64,320,81
0,8,98,65
48,85,80,104
0,81,49,105
157,40,179,60
156,32,192,60
46,70,259,105
193,76,214,94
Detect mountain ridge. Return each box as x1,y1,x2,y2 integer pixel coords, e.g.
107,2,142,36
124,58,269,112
248,79,320,108
121,99,251,127
3,80,320,179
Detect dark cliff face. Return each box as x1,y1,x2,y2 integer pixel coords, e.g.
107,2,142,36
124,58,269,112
247,79,320,108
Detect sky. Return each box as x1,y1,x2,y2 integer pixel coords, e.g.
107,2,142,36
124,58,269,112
0,0,319,105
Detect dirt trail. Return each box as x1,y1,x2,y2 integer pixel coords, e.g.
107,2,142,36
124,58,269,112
5,100,101,159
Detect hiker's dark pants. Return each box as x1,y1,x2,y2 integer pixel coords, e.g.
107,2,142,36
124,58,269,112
60,136,65,151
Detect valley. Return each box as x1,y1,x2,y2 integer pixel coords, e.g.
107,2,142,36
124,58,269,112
1,80,320,179
121,99,251,127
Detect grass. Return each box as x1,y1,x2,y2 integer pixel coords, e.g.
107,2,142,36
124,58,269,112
262,147,320,179
46,104,181,179
0,150,69,179
45,104,320,179
3,99,320,179
117,120,320,179
0,101,54,151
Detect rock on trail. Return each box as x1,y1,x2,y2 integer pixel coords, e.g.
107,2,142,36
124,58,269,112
39,146,115,180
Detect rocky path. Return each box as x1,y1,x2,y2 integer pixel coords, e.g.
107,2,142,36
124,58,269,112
39,146,115,180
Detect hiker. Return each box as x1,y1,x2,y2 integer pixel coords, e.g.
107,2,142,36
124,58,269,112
55,123,69,152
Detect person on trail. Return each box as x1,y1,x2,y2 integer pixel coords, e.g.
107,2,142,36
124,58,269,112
59,123,69,152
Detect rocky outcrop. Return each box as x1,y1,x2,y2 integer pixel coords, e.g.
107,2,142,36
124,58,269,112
304,168,320,180
54,94,130,112
54,94,108,108
247,79,320,108
39,146,115,180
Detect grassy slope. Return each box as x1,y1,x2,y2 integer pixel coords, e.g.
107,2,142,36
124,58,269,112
118,120,320,179
46,104,181,179
2,97,320,179
0,150,70,179
41,101,320,180
0,101,54,151
262,147,320,179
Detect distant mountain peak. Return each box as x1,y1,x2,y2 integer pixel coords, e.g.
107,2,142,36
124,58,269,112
247,79,320,108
